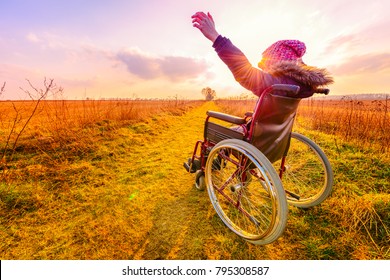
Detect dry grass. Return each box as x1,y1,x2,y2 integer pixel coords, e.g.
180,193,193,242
0,99,202,165
0,97,389,260
326,193,390,255
297,96,390,152
214,99,256,116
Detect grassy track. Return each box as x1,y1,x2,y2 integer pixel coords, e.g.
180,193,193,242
0,101,389,259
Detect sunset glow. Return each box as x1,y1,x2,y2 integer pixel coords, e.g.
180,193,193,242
1,0,389,100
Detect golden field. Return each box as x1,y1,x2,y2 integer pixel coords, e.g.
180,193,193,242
0,94,389,260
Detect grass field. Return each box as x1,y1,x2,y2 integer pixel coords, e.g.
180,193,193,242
0,99,389,260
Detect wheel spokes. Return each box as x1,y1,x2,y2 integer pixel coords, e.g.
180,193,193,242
210,150,274,236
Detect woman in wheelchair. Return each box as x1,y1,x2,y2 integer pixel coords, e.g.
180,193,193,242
186,12,334,244
191,12,333,98
189,11,333,165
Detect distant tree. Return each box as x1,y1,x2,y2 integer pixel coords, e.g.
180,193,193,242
201,87,216,101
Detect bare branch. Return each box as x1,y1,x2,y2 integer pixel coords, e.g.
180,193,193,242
0,82,5,97
8,78,57,161
19,78,56,101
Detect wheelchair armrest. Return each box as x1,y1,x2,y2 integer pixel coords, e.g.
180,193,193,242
207,111,247,125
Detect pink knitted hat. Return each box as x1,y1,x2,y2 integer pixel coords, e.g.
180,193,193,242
258,40,306,70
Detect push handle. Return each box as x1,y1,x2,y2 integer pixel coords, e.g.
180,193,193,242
271,84,300,95
272,84,330,95
314,88,330,95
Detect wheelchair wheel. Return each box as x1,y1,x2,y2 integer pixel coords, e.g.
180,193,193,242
276,132,333,208
205,139,288,245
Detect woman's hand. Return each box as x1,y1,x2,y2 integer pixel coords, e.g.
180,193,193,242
191,12,220,43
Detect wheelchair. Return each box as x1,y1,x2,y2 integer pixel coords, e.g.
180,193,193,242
184,84,333,245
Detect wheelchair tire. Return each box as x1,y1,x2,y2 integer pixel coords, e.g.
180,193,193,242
205,139,288,245
195,170,206,191
277,132,333,208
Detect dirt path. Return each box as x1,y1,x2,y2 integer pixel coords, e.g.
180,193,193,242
120,101,225,259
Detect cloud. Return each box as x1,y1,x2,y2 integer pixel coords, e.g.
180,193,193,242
329,52,390,75
116,49,209,81
322,34,361,55
116,50,161,79
56,77,96,88
24,31,84,51
26,32,41,43
159,56,209,81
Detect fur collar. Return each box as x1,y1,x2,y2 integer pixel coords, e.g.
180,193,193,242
267,61,334,88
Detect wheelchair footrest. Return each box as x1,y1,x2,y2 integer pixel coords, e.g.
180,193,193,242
184,158,201,173
183,162,191,173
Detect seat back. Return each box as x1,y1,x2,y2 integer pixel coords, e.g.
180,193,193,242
248,87,301,163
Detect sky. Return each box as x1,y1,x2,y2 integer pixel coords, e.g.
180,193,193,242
0,0,389,100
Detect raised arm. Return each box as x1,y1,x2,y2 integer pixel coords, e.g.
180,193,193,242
191,12,275,96
191,12,220,43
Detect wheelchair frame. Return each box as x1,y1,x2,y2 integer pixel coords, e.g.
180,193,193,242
184,84,333,244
